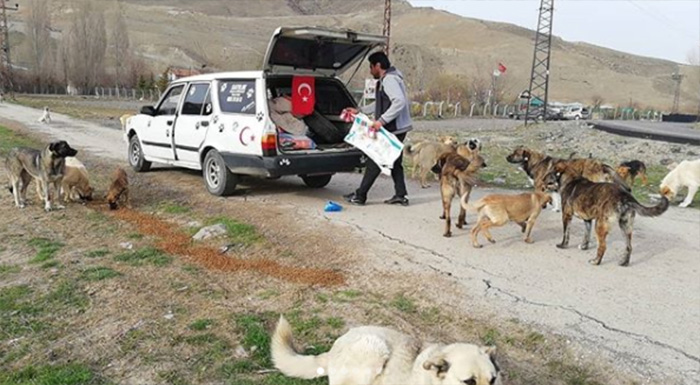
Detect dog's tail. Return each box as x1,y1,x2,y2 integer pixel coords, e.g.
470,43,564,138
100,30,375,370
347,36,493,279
271,316,329,379
461,193,485,212
630,196,669,217
403,141,424,157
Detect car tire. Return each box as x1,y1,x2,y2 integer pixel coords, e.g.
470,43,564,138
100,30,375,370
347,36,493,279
301,174,333,188
128,134,151,172
574,115,580,120
203,150,237,196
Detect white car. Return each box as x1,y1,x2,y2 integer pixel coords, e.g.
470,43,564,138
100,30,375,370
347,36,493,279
124,27,386,195
563,106,590,120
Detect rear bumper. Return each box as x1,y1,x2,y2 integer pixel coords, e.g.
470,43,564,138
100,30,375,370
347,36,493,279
221,150,366,177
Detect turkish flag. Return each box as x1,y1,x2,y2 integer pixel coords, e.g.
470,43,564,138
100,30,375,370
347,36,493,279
292,76,315,116
498,62,507,74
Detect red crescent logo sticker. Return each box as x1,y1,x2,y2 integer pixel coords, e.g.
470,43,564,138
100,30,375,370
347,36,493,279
239,127,255,146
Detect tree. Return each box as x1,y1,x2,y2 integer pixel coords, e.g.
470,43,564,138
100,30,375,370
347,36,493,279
66,0,107,93
26,0,53,91
156,68,170,92
112,4,130,87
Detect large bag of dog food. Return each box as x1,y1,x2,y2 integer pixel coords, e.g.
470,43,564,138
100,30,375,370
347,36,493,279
343,112,403,175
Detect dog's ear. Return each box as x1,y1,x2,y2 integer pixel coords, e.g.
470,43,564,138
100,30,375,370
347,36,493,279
48,142,59,153
422,354,450,379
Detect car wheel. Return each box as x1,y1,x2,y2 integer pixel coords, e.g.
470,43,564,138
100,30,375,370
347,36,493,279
574,115,580,120
301,174,333,188
203,150,237,196
128,134,151,172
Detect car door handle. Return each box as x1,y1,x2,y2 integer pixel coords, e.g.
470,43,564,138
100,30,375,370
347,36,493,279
166,120,173,126
201,121,209,127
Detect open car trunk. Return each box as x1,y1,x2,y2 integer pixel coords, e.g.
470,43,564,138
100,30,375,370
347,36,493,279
267,76,357,154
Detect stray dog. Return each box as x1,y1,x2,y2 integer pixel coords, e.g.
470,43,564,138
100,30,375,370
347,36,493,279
465,190,552,248
432,148,487,237
404,135,457,188
659,159,700,208
106,168,130,210
616,160,648,187
61,157,94,202
546,163,669,266
5,141,78,211
272,315,500,385
38,106,52,124
506,146,624,212
119,114,134,131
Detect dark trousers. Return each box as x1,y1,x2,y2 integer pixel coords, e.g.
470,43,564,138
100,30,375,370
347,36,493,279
356,133,407,199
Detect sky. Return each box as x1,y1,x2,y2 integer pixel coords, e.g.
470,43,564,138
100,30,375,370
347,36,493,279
408,0,700,64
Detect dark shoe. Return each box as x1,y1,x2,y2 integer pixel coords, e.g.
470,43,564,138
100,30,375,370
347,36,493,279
343,192,366,206
384,196,409,206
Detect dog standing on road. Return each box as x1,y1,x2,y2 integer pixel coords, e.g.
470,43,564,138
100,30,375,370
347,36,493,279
659,159,700,208
106,168,130,210
546,162,669,266
465,190,552,248
432,148,487,237
5,141,78,211
404,135,457,188
38,106,52,124
272,315,500,385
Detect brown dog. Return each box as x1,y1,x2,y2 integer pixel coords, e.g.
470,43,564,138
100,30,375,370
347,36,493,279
61,157,94,202
106,168,130,210
465,191,552,248
432,148,487,237
616,160,648,187
545,162,668,266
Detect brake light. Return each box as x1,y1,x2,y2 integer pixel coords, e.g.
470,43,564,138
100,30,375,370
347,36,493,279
262,133,277,156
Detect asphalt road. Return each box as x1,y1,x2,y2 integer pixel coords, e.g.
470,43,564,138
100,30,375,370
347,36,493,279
1,102,699,384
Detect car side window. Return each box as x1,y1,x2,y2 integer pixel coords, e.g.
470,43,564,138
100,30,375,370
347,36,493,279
181,83,211,115
202,90,213,116
218,80,256,114
157,85,185,116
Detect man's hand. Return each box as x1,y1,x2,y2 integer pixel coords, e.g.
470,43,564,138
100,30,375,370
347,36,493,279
343,107,359,115
370,120,383,132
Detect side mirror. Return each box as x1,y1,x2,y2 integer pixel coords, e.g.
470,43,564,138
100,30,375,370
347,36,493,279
140,106,156,116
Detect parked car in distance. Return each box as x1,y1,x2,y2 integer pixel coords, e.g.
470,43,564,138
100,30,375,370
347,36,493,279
563,106,590,120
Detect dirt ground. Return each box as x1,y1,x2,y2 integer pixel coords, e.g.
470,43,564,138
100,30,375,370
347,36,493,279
0,99,698,385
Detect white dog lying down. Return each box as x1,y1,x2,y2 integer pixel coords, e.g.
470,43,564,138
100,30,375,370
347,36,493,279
660,159,700,208
272,316,500,385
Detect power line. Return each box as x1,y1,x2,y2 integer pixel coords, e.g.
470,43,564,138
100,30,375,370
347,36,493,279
383,0,391,56
525,0,554,126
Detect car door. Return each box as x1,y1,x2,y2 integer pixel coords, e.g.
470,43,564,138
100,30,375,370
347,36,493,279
174,82,212,166
140,84,185,160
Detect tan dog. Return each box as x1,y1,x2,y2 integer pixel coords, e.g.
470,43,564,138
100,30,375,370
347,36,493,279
119,114,134,131
616,160,648,188
60,157,94,202
659,159,700,208
106,168,130,210
432,148,487,237
404,135,457,188
465,191,552,248
272,316,500,385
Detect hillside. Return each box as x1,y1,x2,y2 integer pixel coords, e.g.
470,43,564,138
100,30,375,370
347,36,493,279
8,0,699,112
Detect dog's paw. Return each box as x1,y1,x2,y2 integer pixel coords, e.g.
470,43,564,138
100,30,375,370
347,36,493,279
456,223,463,229
55,204,66,210
578,243,590,250
472,244,483,249
556,243,568,249
588,258,601,266
443,232,452,238
439,214,446,220
618,259,630,267
524,238,534,244
551,208,561,212
421,184,430,189
679,202,690,208
488,238,496,244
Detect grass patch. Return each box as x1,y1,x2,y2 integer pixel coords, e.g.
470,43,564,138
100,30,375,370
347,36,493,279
0,285,44,338
40,261,61,269
0,125,38,155
13,95,130,121
160,202,190,214
85,249,110,258
189,319,214,331
114,247,172,267
326,317,345,329
206,216,262,246
0,264,21,276
0,363,98,385
547,360,604,385
44,281,89,311
127,232,144,240
482,328,500,346
391,294,417,313
80,266,121,281
27,238,63,264
234,314,273,367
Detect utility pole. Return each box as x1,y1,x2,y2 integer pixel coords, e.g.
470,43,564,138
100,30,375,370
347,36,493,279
525,0,554,126
0,0,19,97
671,71,684,114
383,0,391,56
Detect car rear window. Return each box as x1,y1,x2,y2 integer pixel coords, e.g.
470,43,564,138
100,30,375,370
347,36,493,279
269,37,367,70
218,80,256,114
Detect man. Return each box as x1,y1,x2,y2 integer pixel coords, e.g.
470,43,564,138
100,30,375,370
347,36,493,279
343,51,413,206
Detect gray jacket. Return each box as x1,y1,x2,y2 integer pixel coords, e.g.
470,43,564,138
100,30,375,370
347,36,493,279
361,67,413,134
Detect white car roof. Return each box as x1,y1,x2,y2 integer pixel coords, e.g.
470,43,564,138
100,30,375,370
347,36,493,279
172,71,264,84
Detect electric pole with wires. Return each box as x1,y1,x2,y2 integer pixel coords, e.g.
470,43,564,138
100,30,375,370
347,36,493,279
383,0,391,56
671,71,684,114
525,0,554,126
0,0,19,97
